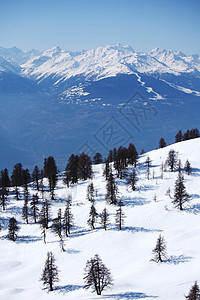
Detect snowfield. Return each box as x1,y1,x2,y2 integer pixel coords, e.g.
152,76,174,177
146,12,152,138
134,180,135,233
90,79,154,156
21,45,200,83
0,138,200,300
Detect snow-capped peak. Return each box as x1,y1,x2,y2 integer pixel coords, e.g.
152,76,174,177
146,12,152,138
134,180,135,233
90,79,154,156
1,44,200,82
42,45,63,57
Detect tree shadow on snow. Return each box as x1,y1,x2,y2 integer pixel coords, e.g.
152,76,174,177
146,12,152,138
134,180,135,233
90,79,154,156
122,226,162,234
16,235,41,244
184,203,200,215
121,196,150,207
65,248,80,254
55,284,83,294
103,291,158,299
190,167,200,176
138,185,157,192
70,227,94,238
165,255,192,265
7,205,23,216
190,194,200,199
0,216,10,229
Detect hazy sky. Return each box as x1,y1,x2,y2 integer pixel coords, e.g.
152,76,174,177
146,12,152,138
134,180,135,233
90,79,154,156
0,0,199,54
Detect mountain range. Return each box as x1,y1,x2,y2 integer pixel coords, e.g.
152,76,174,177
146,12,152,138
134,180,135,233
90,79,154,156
0,45,200,170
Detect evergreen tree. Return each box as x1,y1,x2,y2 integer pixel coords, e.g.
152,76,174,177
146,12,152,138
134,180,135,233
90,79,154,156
113,146,128,179
78,152,93,180
30,193,39,223
100,208,109,230
64,154,79,184
63,195,74,237
40,251,59,291
151,234,167,263
190,128,200,139
86,182,95,203
39,170,44,199
21,168,31,191
185,281,200,300
40,199,51,229
183,129,190,141
87,204,98,229
166,149,178,172
1,168,10,187
83,254,113,295
43,156,57,199
52,209,62,238
105,171,118,205
127,143,138,166
115,200,125,230
127,168,137,191
107,150,113,163
173,172,189,210
103,159,110,181
8,217,19,241
39,200,51,243
112,147,117,161
63,164,70,187
185,160,191,175
182,128,199,141
32,165,40,191
175,130,182,143
39,205,47,244
146,156,151,180
52,209,65,251
140,149,145,155
0,169,10,210
11,163,23,200
93,152,103,164
159,137,166,148
22,198,29,224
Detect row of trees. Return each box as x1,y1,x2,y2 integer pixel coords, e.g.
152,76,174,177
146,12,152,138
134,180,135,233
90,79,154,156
156,127,199,151
105,144,138,179
64,153,93,185
1,151,93,206
145,149,191,178
87,200,125,231
2,126,196,203
175,128,199,143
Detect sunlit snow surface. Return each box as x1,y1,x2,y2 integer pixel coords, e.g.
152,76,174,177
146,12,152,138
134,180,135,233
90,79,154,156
0,138,200,300
21,45,200,83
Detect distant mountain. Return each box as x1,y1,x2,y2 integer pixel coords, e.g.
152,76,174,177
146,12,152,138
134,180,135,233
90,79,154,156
0,46,41,65
21,45,200,80
0,45,199,170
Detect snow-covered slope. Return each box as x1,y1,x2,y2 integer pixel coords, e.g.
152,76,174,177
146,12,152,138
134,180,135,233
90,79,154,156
149,48,200,73
0,138,200,300
0,56,21,74
21,45,200,84
1,45,199,82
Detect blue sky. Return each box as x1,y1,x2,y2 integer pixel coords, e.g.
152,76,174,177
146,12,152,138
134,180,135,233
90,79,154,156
0,0,199,54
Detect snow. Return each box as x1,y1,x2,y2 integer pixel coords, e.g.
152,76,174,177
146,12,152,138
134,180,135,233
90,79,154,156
0,46,41,65
134,72,163,100
0,45,200,101
0,138,200,299
160,78,200,96
19,45,200,84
